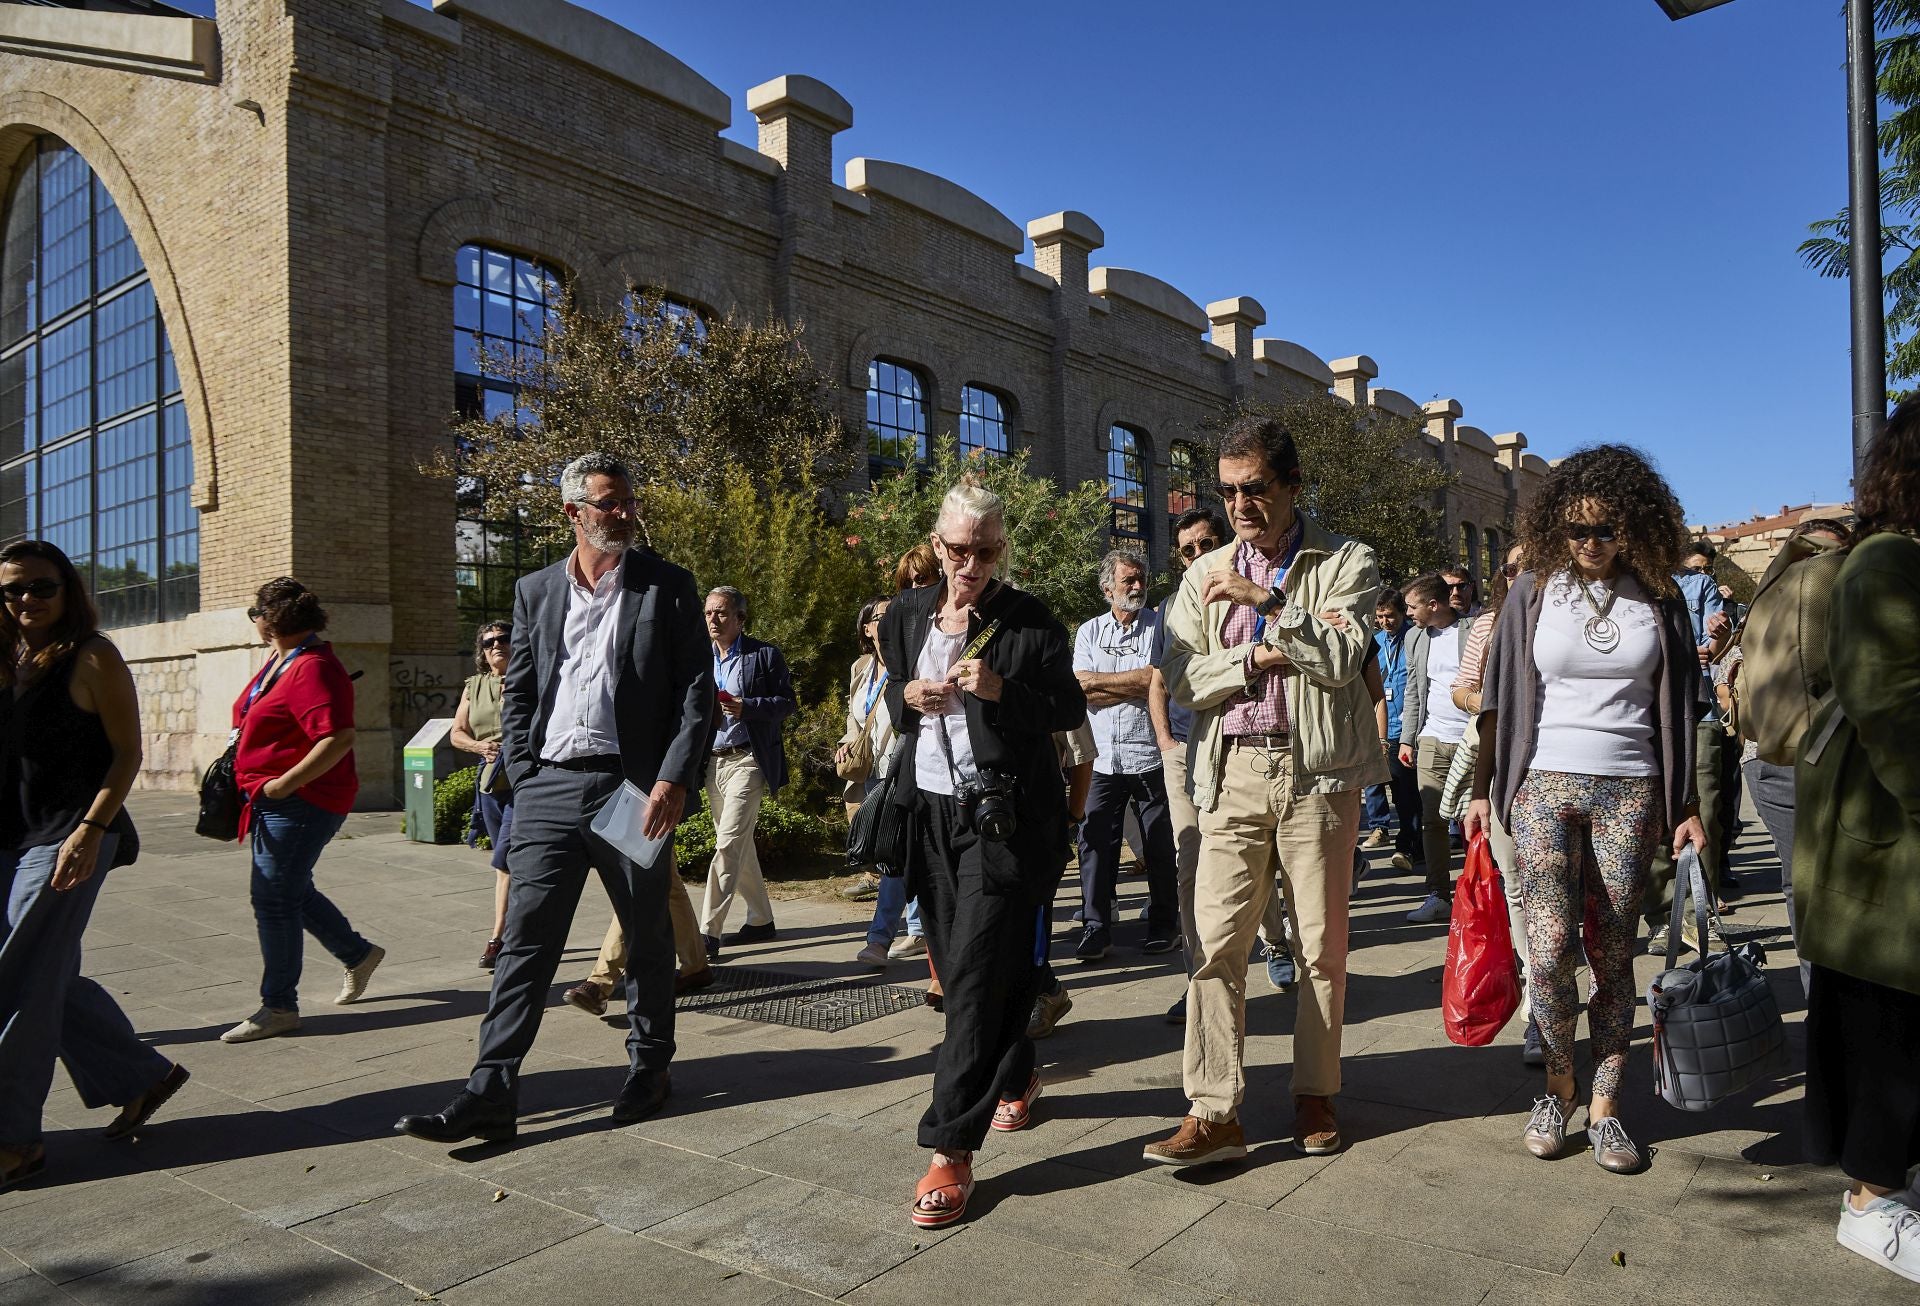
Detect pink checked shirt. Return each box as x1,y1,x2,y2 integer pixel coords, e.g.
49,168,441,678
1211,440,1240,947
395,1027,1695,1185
1220,525,1300,737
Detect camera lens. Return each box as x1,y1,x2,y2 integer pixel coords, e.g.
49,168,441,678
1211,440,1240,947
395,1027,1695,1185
975,796,1017,843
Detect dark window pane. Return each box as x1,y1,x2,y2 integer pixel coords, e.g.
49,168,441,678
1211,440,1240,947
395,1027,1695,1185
0,346,30,461
2,152,36,346
38,144,90,321
39,314,89,440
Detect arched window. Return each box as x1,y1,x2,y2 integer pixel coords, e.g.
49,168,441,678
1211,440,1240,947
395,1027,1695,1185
1458,522,1480,580
957,384,1009,458
0,137,196,628
866,359,927,480
453,243,564,642
1167,439,1200,539
1108,425,1150,550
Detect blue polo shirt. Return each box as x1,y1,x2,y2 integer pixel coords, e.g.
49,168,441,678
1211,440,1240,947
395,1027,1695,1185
1374,622,1411,740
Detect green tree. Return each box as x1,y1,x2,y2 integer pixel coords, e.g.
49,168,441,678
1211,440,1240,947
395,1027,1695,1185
1801,1,1920,396
853,437,1115,624
1204,393,1457,582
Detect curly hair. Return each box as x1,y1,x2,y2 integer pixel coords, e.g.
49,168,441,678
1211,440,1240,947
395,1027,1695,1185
471,620,510,674
1514,444,1687,599
1856,395,1920,536
253,577,328,638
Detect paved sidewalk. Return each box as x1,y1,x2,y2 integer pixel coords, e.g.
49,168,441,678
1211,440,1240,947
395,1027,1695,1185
0,793,1896,1304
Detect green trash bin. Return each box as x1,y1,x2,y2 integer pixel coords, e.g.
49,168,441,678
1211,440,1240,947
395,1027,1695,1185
402,718,463,842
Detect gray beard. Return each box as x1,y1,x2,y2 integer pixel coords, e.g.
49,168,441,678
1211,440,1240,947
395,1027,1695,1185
584,524,632,555
1113,595,1146,615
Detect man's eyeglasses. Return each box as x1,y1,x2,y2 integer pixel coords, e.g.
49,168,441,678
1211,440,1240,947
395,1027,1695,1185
1447,580,1473,592
1178,537,1221,559
575,495,639,515
936,536,1004,565
1565,523,1617,544
246,606,264,620
1212,478,1274,502
481,636,510,650
1,579,61,604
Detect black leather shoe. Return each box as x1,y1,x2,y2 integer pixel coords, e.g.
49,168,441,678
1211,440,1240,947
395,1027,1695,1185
611,1070,672,1123
703,934,721,963
724,921,777,945
394,1091,517,1144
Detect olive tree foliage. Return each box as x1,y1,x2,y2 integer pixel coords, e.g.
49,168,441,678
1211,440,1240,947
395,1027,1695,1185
1202,393,1457,583
853,437,1115,625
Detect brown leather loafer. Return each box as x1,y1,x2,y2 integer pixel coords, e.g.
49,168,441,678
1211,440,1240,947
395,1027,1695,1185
1142,1115,1247,1167
1294,1095,1343,1155
563,980,608,1017
674,968,714,997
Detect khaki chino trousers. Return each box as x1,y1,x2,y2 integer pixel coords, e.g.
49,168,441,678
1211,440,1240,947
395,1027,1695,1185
1168,744,1289,978
586,846,708,991
1185,742,1360,1120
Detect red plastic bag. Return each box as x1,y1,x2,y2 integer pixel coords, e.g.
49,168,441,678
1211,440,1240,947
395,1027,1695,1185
1441,833,1523,1047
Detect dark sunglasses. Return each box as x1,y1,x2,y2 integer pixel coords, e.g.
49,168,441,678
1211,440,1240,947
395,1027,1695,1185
1179,537,1221,559
937,536,1004,565
481,635,510,650
1447,580,1473,592
1212,477,1274,501
1,579,61,603
1565,523,1617,544
246,606,264,620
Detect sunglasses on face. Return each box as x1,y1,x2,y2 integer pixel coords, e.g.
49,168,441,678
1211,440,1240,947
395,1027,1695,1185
937,536,1004,565
1447,581,1473,592
1,579,60,604
1565,523,1617,544
1213,478,1277,502
481,636,510,650
247,606,264,620
1179,537,1221,559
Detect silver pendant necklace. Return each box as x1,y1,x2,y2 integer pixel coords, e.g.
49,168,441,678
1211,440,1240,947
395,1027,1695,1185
1572,574,1620,653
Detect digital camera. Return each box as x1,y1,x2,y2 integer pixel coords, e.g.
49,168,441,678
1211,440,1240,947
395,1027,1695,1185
954,769,1018,843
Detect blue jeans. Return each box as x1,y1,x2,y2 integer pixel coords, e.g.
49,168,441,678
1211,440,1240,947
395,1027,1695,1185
1363,784,1390,831
249,794,367,1012
0,836,170,1144
867,873,923,949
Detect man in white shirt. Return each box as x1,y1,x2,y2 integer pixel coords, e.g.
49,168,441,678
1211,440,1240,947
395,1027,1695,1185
1397,573,1471,924
1070,550,1180,961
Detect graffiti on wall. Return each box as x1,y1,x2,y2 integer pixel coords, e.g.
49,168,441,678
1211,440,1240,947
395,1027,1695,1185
389,654,464,733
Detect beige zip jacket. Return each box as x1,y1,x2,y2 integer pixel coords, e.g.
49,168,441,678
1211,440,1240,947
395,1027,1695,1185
1163,512,1388,811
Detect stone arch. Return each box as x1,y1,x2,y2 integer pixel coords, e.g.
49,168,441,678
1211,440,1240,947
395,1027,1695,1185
599,245,758,323
0,91,218,509
415,196,599,298
843,328,948,420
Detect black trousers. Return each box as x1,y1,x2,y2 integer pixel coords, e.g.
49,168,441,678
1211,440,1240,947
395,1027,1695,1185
1077,768,1178,933
1806,963,1920,1190
915,791,1044,1151
1384,750,1422,860
467,766,675,1106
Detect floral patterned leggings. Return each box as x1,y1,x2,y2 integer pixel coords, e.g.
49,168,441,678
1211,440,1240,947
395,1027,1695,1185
1509,770,1663,1101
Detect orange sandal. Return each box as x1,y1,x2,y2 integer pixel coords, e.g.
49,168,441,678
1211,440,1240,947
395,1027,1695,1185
910,1153,974,1229
991,1072,1042,1132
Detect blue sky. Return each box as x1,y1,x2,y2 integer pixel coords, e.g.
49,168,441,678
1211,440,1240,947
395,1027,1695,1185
358,2,1857,524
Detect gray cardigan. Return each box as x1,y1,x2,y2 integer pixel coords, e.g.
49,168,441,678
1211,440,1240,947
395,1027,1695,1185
1471,571,1699,829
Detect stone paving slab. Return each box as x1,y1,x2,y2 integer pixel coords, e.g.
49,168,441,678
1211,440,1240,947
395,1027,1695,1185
0,794,1882,1303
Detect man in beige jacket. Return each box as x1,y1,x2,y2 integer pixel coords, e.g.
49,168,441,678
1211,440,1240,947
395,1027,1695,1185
1146,415,1385,1166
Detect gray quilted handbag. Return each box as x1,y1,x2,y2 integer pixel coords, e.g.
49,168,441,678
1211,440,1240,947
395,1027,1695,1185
1646,847,1791,1112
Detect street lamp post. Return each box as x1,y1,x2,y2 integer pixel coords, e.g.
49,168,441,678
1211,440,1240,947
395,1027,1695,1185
1659,0,1886,475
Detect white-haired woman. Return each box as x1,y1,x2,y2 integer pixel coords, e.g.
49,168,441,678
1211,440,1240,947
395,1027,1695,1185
878,481,1087,1229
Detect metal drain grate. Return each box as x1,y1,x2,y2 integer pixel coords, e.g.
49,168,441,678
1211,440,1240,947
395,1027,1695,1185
677,965,928,1032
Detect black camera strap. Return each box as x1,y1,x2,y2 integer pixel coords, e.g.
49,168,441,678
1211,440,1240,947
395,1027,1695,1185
934,711,971,792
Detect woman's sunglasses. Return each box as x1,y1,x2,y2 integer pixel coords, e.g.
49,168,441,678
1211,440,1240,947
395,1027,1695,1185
1,579,61,604
1565,523,1617,544
481,635,510,650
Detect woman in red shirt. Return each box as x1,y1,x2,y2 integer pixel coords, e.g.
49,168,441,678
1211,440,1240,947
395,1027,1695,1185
221,578,383,1044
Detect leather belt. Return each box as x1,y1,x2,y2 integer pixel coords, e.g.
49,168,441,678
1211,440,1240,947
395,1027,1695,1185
1226,733,1290,750
538,754,622,773
711,745,751,758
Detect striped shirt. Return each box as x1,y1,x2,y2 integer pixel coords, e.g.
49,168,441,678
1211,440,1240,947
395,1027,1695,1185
1073,608,1162,774
1221,528,1299,737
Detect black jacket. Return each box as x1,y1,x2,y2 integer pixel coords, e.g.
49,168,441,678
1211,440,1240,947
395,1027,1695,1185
879,579,1087,899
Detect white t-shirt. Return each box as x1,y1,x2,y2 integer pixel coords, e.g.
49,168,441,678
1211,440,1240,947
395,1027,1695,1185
1419,622,1471,745
1528,571,1661,777
913,619,976,797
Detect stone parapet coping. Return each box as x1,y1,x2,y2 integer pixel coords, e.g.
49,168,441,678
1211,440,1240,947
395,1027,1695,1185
432,0,730,128
746,75,852,133
1368,386,1420,419
0,5,218,82
382,0,460,46
1088,267,1207,332
1455,424,1499,455
844,158,1023,254
1255,339,1334,388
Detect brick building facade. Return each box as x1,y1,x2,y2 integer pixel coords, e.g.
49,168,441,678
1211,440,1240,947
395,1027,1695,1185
0,0,1549,801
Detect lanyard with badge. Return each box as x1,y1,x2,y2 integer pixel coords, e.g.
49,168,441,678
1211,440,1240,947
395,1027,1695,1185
231,638,312,746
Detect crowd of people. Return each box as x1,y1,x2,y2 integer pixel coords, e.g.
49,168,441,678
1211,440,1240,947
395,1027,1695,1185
2,411,1918,1282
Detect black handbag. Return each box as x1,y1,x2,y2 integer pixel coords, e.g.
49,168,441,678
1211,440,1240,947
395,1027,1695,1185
1647,847,1791,1111
846,743,910,873
195,744,242,841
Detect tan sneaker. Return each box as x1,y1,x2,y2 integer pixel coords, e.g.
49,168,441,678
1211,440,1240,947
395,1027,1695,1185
335,944,385,1005
1294,1095,1344,1155
1361,828,1387,850
1142,1115,1247,1167
221,1007,300,1044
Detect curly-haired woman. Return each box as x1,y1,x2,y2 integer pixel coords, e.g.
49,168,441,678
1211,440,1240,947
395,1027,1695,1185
222,578,382,1044
1466,445,1707,1173
451,620,513,970
1795,398,1920,1283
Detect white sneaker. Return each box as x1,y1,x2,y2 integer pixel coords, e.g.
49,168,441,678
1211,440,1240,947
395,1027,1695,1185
888,934,927,960
221,1007,300,1044
855,943,889,967
334,943,385,1005
1837,1192,1920,1284
1390,852,1413,873
1405,893,1450,925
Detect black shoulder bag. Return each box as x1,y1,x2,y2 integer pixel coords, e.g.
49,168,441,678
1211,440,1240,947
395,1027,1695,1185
196,650,302,841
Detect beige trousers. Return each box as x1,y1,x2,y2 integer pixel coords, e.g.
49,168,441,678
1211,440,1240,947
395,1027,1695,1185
1185,743,1360,1119
587,847,708,989
1169,744,1287,975
700,750,771,937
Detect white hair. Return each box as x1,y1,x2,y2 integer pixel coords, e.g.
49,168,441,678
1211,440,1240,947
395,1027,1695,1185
1099,548,1148,594
559,451,631,503
933,481,1005,535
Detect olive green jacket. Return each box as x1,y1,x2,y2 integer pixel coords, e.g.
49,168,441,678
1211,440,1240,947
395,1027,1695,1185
1163,513,1387,811
1795,532,1920,996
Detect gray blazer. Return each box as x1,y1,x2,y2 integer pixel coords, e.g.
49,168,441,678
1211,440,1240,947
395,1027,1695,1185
500,547,715,794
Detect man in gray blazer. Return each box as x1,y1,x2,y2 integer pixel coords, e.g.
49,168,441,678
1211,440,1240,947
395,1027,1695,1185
397,452,712,1144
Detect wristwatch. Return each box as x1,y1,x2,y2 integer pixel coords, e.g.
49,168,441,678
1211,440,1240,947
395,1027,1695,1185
1256,586,1286,617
